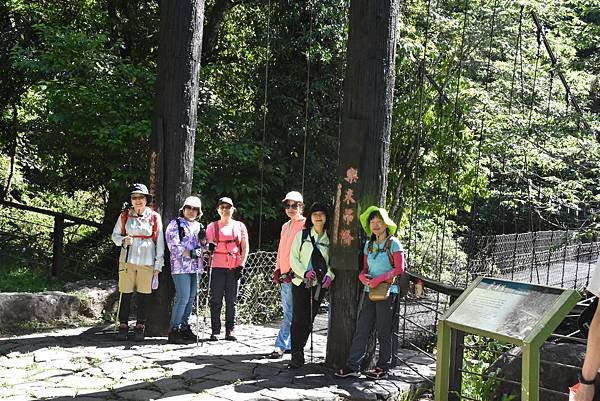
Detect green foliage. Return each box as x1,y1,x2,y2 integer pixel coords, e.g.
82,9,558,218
0,264,63,292
194,1,347,241
402,217,469,285
11,23,154,195
2,0,599,256
390,0,600,241
460,335,514,401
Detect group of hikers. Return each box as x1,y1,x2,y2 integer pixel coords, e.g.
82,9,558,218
111,183,406,379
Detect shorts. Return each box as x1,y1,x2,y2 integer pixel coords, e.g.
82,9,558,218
118,262,154,294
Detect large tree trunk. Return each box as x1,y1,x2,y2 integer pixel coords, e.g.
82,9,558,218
326,0,399,368
146,0,205,336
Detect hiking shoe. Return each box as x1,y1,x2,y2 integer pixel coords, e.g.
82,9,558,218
208,334,219,341
265,350,283,359
365,367,388,380
335,367,360,378
287,359,304,369
287,353,304,369
168,329,186,344
116,324,129,341
225,332,237,341
179,326,197,341
133,324,145,342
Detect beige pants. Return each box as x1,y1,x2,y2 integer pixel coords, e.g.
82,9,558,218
118,262,154,294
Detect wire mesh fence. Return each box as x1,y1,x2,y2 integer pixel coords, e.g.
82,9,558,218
196,250,281,325
466,230,599,290
396,230,597,398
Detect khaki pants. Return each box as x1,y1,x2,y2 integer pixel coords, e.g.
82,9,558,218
118,262,154,294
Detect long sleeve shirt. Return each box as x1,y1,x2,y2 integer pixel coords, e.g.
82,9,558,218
289,228,335,287
111,207,165,271
165,218,204,274
206,219,249,269
275,216,306,274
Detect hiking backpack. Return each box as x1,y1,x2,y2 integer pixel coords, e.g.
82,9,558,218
120,209,159,243
366,236,409,297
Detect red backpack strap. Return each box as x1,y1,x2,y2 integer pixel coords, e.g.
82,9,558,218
120,210,129,236
385,237,395,268
151,212,158,243
213,222,220,243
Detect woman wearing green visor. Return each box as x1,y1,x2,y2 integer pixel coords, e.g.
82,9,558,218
335,206,406,380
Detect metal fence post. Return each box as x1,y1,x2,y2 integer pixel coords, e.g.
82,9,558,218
448,328,465,401
51,216,65,277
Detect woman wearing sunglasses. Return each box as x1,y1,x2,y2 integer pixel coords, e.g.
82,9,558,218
165,196,206,344
111,183,164,342
266,191,306,359
205,197,249,341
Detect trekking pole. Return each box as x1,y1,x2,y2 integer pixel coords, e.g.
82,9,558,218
195,261,200,347
201,251,215,346
114,242,130,333
309,283,314,364
114,291,123,333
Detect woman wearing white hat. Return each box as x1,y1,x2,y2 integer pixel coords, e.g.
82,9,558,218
111,183,164,342
205,197,249,341
335,206,406,380
165,196,205,344
266,191,306,359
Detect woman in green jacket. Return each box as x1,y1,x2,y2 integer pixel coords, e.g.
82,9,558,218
287,202,335,369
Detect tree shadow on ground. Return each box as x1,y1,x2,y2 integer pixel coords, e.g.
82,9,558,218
0,325,417,401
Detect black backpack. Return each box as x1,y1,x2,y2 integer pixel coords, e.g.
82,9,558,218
300,228,328,282
176,217,205,243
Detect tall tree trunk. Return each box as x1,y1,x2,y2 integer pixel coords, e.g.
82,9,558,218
146,0,205,336
326,0,399,368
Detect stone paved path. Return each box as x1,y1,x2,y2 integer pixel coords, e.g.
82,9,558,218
0,323,435,401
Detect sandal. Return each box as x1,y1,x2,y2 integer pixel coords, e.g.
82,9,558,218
335,367,360,378
365,367,388,380
265,350,283,359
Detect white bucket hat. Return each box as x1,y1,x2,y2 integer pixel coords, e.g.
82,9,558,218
282,191,304,204
179,196,203,218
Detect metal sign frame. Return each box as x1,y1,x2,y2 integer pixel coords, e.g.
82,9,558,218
435,276,580,401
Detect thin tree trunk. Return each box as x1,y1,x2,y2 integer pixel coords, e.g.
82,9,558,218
326,0,399,369
146,0,205,336
3,104,18,199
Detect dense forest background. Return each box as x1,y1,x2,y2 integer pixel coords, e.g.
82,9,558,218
1,0,599,265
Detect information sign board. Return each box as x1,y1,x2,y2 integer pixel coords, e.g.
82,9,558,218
445,278,565,340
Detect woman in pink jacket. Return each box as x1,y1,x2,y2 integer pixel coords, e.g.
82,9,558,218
205,197,249,341
266,191,306,359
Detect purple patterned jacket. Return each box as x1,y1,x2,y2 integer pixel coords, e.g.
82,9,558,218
165,218,205,274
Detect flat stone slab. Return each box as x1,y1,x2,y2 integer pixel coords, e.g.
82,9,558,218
0,324,435,400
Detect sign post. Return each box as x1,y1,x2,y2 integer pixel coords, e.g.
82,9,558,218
435,277,580,401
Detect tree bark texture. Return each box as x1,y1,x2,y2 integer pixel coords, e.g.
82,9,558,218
146,0,205,336
326,0,399,369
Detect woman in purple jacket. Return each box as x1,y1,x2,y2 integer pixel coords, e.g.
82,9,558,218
165,196,206,344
